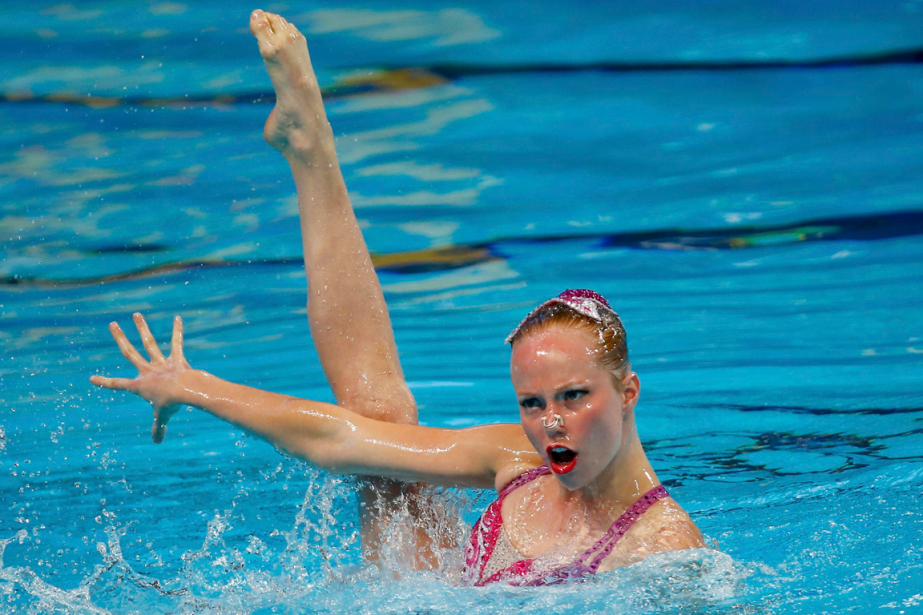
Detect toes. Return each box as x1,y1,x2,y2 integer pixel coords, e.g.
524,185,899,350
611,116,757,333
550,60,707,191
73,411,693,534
252,13,308,63
265,11,285,35
250,9,271,35
252,10,295,58
280,16,304,42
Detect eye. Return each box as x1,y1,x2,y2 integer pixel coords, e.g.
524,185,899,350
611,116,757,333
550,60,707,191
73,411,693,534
519,397,544,412
561,389,588,402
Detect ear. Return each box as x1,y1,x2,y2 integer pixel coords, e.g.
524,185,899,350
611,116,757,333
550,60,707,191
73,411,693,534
621,372,640,412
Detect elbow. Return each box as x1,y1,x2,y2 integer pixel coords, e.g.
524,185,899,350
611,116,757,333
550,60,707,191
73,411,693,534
273,438,343,473
269,400,365,476
282,428,355,475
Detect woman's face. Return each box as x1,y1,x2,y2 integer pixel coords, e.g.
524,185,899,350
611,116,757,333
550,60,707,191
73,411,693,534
510,324,638,491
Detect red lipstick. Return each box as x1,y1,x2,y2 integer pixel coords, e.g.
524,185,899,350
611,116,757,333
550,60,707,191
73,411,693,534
546,445,578,475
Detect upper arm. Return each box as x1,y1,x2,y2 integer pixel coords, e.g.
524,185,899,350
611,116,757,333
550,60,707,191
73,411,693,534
286,407,541,490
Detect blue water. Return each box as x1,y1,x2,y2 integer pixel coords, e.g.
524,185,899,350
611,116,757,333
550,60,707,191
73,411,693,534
2,1,923,613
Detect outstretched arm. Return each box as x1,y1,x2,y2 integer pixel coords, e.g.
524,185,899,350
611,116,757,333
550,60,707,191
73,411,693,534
90,315,539,489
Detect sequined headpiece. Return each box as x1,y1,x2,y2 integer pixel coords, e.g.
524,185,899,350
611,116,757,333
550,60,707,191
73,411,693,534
505,289,622,344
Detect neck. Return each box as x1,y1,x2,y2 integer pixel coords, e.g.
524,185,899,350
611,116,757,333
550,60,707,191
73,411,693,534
558,422,659,517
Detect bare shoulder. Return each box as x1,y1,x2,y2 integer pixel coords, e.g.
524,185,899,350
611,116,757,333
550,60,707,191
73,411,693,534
599,497,707,571
647,498,707,551
463,423,543,493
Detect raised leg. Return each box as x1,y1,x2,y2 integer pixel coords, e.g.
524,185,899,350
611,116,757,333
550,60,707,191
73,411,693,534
249,9,432,566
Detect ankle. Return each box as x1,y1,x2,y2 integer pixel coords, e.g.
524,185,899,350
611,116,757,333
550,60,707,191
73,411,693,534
270,120,336,164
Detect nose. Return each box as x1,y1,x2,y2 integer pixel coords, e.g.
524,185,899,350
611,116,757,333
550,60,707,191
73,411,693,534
541,410,564,431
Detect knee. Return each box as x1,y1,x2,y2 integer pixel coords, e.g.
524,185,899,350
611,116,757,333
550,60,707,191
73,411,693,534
339,385,417,425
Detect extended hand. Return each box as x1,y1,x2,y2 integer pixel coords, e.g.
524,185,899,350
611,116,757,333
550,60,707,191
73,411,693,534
90,314,191,443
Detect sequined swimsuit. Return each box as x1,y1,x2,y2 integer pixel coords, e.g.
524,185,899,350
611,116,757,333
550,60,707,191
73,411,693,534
464,466,670,586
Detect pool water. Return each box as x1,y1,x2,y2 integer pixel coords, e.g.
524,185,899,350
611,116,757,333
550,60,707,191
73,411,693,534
2,1,923,613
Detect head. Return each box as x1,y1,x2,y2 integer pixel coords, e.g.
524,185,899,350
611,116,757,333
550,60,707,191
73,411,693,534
507,290,640,490
507,289,631,389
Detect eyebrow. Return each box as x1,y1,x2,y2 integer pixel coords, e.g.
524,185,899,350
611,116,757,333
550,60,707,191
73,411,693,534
516,380,592,397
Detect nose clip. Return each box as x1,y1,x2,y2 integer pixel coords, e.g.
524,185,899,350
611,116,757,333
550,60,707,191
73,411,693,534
542,413,564,429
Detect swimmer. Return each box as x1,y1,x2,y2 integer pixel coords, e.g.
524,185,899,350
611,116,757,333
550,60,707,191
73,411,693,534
90,10,705,585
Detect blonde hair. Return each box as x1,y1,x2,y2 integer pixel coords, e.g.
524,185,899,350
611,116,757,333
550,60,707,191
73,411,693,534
509,303,632,390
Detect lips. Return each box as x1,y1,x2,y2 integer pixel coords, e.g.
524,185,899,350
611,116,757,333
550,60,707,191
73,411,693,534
546,444,578,475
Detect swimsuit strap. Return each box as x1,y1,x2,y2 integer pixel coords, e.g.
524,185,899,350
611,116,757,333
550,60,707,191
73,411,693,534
498,465,551,498
468,475,669,586
465,465,551,585
576,484,670,573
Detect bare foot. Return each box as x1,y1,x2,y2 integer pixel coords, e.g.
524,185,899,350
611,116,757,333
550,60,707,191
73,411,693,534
249,9,332,160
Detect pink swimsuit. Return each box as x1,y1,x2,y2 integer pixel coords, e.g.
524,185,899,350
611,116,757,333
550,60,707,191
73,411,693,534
464,466,670,586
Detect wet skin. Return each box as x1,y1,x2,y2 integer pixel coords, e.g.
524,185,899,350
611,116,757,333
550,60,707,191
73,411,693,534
91,10,708,573
511,325,638,493
502,325,708,565
250,9,332,163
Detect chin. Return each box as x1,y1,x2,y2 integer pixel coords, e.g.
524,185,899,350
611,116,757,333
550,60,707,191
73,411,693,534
550,466,588,491
557,477,583,491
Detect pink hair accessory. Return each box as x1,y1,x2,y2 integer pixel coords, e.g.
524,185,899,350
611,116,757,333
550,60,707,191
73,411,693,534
505,289,620,344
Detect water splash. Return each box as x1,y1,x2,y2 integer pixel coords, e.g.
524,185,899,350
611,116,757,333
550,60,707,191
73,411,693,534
1,499,775,615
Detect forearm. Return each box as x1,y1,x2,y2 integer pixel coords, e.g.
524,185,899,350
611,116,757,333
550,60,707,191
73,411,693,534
167,368,507,486
170,368,344,460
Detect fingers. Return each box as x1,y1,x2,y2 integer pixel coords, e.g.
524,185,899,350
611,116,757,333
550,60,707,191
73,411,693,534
152,405,180,444
108,321,149,371
90,375,135,392
170,315,186,363
133,313,166,363
152,417,168,444
95,314,187,444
